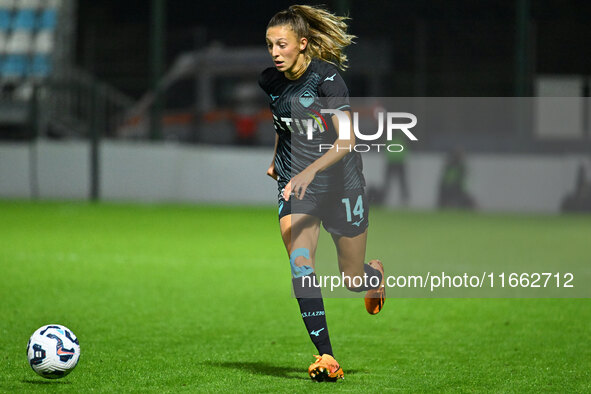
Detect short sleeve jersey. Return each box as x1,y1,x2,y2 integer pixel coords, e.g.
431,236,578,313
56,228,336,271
258,58,365,194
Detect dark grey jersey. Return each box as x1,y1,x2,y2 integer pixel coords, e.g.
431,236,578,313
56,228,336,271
258,58,365,194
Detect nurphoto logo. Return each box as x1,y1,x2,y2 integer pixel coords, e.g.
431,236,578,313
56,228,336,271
315,109,418,152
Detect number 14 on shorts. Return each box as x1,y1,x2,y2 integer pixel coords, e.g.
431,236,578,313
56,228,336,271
342,195,364,226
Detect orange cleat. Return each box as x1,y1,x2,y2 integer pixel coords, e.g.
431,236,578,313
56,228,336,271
364,259,385,315
308,354,344,382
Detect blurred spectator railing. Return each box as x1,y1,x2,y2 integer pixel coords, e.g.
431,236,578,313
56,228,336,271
33,66,134,139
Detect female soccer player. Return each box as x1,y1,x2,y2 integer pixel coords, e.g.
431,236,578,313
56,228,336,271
258,5,385,382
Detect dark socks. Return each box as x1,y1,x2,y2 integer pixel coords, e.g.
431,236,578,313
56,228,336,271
364,263,383,288
347,263,384,292
292,274,333,357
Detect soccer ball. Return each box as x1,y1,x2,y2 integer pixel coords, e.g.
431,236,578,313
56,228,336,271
26,324,80,379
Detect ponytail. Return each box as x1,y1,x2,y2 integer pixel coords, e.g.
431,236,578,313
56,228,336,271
267,5,356,70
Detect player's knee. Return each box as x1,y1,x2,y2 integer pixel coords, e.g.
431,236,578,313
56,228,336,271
292,255,309,267
290,247,314,278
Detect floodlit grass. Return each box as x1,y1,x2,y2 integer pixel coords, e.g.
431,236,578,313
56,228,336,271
0,201,589,392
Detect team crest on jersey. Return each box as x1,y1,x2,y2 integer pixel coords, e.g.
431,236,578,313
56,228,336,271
299,90,314,108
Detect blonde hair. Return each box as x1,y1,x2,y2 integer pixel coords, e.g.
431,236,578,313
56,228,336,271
267,5,356,70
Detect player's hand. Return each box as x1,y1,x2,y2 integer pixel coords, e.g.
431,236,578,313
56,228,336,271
283,167,317,201
267,163,278,180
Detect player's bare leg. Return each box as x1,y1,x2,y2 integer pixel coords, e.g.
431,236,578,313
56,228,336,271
331,229,368,283
280,213,320,267
331,230,385,315
280,214,344,381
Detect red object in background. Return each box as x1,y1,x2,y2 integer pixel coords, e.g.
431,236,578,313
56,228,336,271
235,116,257,140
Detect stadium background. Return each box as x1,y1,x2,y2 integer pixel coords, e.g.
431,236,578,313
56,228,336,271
0,0,590,210
0,0,590,392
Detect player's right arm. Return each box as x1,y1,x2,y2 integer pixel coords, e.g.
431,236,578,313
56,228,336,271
267,133,279,180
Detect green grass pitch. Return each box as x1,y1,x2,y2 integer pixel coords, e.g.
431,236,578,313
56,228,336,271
0,201,589,392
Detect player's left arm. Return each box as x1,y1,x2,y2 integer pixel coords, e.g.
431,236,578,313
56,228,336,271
284,69,353,201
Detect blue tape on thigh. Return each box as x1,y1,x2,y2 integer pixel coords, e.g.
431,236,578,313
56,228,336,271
289,247,314,278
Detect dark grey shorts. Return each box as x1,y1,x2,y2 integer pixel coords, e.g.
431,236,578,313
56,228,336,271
278,188,369,237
